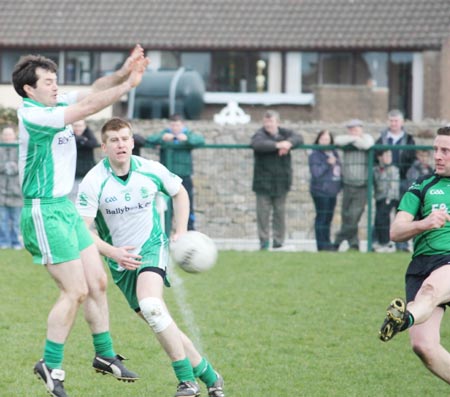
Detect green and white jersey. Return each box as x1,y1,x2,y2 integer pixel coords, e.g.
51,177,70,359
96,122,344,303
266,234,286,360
76,155,182,267
18,94,78,198
399,173,450,256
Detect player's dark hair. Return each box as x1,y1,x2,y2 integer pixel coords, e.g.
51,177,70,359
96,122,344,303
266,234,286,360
12,55,57,98
437,126,450,136
101,118,132,142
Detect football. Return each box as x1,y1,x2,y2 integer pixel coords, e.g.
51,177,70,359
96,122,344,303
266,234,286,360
170,231,218,273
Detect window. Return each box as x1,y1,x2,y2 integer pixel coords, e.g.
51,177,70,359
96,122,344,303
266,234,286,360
209,51,269,92
301,52,319,93
389,52,413,118
91,52,127,81
159,51,270,92
1,50,59,83
321,52,352,84
180,52,211,87
355,52,388,87
161,52,179,69
300,51,389,92
65,51,91,84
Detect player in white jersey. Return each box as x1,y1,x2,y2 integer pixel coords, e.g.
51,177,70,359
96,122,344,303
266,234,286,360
12,47,149,397
77,118,224,397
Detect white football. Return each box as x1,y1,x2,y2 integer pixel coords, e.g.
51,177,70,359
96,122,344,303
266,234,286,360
170,231,218,273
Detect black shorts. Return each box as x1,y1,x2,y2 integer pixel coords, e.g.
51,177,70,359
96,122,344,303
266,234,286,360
405,254,450,306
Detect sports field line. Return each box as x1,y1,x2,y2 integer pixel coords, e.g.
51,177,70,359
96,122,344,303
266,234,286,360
169,259,204,353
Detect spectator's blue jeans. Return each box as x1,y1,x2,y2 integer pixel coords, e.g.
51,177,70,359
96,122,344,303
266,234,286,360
0,206,21,248
311,194,337,251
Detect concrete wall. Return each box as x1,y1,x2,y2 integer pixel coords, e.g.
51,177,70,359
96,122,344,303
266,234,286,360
312,85,389,123
422,50,441,120
440,39,450,121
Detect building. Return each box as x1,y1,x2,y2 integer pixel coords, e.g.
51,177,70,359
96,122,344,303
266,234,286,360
1,0,450,122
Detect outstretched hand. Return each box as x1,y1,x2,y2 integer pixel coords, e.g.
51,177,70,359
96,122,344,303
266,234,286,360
127,56,150,88
118,44,146,78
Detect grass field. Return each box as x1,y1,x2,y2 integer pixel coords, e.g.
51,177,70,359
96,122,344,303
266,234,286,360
1,249,450,396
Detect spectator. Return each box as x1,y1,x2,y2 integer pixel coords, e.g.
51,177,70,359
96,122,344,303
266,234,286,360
372,150,400,253
131,132,146,156
147,114,204,231
69,119,99,201
308,129,342,251
406,149,433,187
0,126,22,250
333,119,374,252
376,109,416,252
251,110,303,250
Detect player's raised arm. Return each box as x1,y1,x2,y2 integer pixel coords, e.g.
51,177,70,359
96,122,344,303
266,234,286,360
64,55,149,125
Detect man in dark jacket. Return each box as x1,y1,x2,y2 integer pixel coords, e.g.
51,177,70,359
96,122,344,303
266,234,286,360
251,110,303,250
70,119,99,201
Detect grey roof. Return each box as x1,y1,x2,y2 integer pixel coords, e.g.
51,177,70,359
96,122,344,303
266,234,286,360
1,0,450,50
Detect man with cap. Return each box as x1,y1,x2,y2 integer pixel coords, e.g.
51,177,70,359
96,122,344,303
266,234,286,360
333,119,374,251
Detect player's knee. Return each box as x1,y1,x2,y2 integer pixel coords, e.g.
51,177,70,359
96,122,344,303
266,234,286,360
89,271,108,295
139,297,173,333
68,284,89,305
418,282,437,300
96,272,108,292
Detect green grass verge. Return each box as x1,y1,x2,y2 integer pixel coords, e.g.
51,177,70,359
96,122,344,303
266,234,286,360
1,250,449,396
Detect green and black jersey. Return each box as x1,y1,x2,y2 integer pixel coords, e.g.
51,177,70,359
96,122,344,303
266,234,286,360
399,173,450,257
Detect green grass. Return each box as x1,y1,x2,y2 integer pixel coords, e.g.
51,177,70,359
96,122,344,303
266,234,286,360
1,249,450,396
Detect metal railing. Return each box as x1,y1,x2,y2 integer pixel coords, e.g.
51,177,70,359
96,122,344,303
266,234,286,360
1,142,433,251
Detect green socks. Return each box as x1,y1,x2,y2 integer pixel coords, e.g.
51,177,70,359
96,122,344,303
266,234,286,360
173,357,218,386
193,357,218,387
43,339,64,370
44,332,116,369
172,357,196,382
93,331,116,358
400,311,415,332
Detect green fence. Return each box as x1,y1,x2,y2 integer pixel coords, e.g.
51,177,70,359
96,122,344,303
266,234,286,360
1,142,433,252
147,143,433,252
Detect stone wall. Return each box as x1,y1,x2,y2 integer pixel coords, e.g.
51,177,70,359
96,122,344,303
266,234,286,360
88,118,442,249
